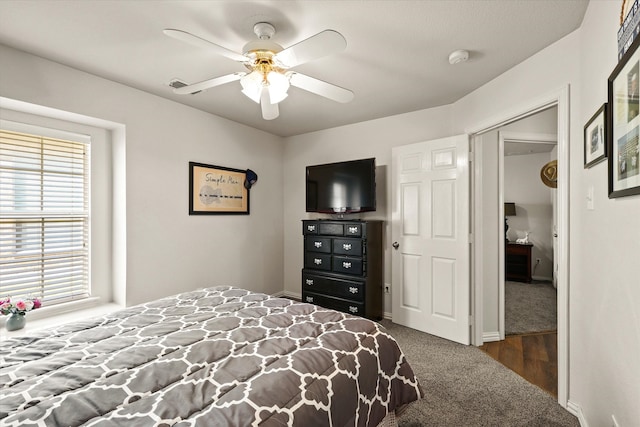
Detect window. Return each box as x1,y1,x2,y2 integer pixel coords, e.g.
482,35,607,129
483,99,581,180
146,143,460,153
0,126,90,305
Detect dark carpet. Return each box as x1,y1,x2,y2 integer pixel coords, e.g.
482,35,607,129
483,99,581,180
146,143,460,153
380,320,578,427
506,280,557,335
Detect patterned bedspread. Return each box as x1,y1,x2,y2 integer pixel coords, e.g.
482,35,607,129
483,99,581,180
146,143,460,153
1,286,422,426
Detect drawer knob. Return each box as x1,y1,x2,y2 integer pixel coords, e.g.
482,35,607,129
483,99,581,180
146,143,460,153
349,286,358,294
348,226,358,234
314,258,322,265
342,243,352,250
349,306,358,313
307,225,316,232
314,241,323,248
306,279,314,285
306,296,314,303
343,262,352,269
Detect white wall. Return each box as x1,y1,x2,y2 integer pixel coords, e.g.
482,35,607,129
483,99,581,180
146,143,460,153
574,2,640,426
0,44,285,306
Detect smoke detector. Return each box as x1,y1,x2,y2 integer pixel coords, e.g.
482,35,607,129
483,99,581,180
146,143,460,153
448,49,469,65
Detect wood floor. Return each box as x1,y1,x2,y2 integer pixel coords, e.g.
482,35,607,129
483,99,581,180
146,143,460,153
480,331,558,397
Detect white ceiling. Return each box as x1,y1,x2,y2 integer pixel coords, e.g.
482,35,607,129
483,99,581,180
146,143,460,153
0,1,588,137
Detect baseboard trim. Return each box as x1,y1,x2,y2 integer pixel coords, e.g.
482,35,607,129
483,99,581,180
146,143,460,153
566,400,587,426
483,331,501,342
383,311,392,320
282,290,301,301
532,275,553,282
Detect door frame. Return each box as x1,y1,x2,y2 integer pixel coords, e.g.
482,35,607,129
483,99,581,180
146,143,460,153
468,85,569,407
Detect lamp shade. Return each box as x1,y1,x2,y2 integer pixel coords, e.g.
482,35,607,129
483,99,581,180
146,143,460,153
240,70,290,105
266,71,289,104
240,71,263,103
504,202,516,216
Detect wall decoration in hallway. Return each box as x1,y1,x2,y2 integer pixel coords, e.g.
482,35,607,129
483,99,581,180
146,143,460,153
540,160,557,188
584,103,608,168
608,34,640,198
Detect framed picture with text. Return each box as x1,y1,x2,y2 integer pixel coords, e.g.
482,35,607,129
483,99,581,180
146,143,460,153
584,103,607,168
608,34,640,198
189,162,250,214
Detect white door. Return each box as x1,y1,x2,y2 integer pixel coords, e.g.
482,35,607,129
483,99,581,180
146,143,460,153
391,135,470,345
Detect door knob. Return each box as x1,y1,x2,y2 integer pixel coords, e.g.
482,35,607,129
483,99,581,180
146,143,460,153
392,242,399,249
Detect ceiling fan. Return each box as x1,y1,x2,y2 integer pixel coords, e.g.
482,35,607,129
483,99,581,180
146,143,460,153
164,22,354,120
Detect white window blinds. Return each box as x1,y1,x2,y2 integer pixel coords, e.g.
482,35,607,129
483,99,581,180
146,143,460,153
0,127,90,305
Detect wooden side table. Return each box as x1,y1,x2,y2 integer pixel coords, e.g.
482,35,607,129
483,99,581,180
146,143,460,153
505,242,533,282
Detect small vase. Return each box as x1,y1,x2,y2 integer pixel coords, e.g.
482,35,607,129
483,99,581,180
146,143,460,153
5,313,26,331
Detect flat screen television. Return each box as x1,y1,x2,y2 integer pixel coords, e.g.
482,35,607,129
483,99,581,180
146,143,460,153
306,158,376,214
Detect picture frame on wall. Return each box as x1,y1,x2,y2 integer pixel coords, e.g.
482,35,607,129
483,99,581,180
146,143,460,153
189,162,250,215
584,103,607,168
608,34,640,198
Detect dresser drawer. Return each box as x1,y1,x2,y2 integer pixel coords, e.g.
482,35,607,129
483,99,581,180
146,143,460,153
333,238,363,256
332,256,363,275
304,253,332,271
304,236,332,253
506,243,532,256
344,223,363,237
302,291,365,317
302,221,318,235
302,270,364,301
318,222,344,236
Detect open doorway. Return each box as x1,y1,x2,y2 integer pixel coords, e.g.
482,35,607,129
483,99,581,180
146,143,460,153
469,87,569,406
501,124,558,338
481,111,560,397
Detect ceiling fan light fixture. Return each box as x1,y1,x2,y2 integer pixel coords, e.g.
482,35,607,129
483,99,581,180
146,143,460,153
240,71,263,103
266,71,290,104
241,69,290,104
166,22,353,120
242,40,283,56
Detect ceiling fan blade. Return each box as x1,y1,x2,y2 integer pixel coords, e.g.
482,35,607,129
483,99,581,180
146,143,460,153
274,30,346,68
260,89,279,120
289,73,354,103
173,73,244,95
163,28,247,62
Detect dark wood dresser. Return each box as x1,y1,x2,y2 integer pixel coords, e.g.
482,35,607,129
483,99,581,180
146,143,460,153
506,242,533,283
302,219,383,320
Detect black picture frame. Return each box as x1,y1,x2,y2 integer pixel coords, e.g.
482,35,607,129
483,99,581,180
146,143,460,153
188,162,250,215
584,103,607,168
608,34,640,198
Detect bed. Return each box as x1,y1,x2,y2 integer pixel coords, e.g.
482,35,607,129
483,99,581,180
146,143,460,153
1,286,422,426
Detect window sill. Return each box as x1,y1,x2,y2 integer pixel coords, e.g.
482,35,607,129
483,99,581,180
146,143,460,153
0,299,123,340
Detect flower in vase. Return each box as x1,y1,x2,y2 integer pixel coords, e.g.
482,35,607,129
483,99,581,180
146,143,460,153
0,296,42,316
